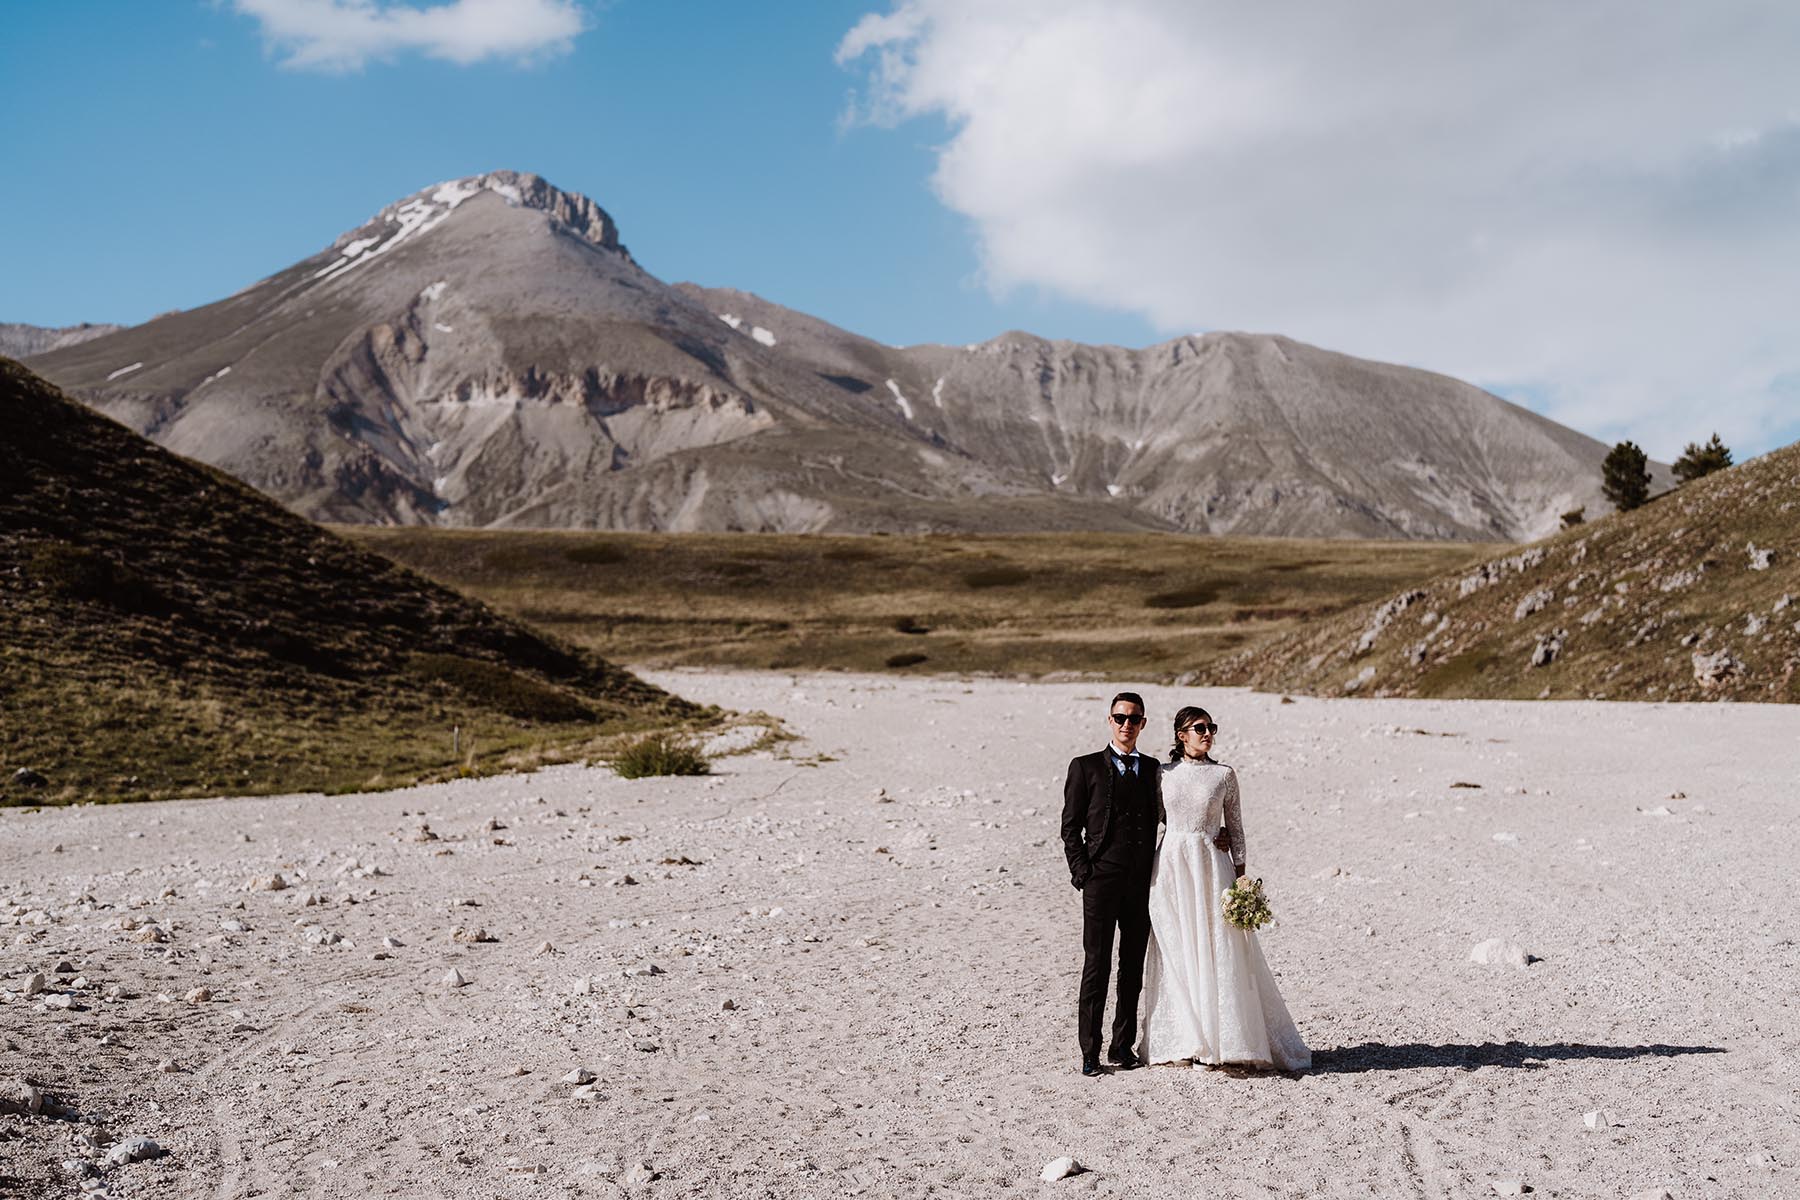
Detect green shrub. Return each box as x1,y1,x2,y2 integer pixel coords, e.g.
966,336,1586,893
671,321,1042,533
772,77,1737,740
962,566,1029,588
409,654,594,722
884,652,929,668
1144,585,1219,609
563,542,627,565
612,732,710,778
30,542,164,612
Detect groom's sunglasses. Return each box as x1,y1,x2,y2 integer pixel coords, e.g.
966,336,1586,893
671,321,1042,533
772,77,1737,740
1109,712,1147,726
1181,722,1219,736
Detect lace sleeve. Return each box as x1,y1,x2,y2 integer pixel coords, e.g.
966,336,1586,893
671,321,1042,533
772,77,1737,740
1222,768,1246,868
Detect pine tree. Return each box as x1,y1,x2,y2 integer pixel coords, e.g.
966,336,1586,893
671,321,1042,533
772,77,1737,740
1672,432,1733,484
1601,441,1651,512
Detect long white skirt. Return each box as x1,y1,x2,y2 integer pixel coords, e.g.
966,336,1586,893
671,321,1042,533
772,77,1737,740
1137,831,1312,1070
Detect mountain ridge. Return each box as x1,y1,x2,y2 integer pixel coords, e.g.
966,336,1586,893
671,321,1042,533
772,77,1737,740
25,170,1657,540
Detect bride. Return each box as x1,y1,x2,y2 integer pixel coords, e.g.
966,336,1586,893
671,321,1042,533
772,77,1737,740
1138,706,1311,1071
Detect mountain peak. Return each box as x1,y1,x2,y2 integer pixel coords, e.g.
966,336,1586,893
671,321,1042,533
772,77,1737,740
317,170,626,283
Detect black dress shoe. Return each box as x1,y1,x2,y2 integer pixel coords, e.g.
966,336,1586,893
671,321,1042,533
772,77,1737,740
1107,1051,1143,1070
1081,1057,1102,1076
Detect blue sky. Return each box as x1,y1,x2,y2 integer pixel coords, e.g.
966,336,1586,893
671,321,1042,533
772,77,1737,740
5,1,1797,457
0,1,1156,348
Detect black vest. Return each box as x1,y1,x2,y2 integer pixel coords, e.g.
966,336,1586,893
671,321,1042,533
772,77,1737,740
1095,754,1157,867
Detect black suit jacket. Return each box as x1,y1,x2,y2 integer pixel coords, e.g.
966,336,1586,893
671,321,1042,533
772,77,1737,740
1061,749,1162,888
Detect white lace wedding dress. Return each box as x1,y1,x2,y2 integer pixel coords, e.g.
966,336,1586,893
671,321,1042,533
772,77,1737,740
1138,757,1311,1070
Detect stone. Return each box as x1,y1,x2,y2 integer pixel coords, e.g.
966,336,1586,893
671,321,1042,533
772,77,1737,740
1469,939,1532,969
1041,1156,1083,1181
1583,1109,1614,1129
23,972,46,996
184,987,212,1004
1528,628,1567,667
562,1068,596,1085
382,936,404,948
719,998,737,1011
413,824,439,842
1747,542,1775,570
1491,1181,1527,1197
1514,589,1554,621
450,927,495,944
10,767,47,789
252,873,288,892
623,962,664,978
103,1136,162,1166
572,1083,603,1101
442,968,468,988
622,1162,658,1184
1626,1191,1673,1200
157,1060,180,1073
15,1081,44,1115
52,960,75,974
533,940,556,956
1693,648,1743,689
220,919,248,933
43,994,75,1010
484,817,507,832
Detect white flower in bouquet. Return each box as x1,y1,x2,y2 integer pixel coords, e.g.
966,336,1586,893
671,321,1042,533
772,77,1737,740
1222,876,1274,931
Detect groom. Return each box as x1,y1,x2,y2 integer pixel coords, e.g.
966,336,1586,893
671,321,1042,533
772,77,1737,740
1061,691,1160,1076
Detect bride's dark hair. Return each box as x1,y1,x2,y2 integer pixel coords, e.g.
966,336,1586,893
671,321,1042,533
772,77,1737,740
1168,705,1212,764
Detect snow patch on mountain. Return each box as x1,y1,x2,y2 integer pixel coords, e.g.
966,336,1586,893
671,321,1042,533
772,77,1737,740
886,379,914,421
106,362,144,381
751,326,777,347
717,313,744,331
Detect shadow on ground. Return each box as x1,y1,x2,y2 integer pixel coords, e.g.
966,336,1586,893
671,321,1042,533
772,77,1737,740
1311,1040,1726,1074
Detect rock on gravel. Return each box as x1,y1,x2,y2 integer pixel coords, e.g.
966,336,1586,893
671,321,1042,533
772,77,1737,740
1469,939,1532,969
442,968,468,988
104,1136,163,1165
562,1068,596,1085
622,1161,658,1184
1041,1156,1084,1181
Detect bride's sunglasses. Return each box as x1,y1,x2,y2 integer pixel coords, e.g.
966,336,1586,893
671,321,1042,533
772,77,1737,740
1180,722,1219,736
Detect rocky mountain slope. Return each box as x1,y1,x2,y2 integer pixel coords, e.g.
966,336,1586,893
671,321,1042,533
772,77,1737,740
1212,441,1800,701
27,170,1650,539
0,321,123,358
0,357,689,804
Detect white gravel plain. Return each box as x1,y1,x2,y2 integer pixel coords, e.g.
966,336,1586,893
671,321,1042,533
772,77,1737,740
3,670,1798,1199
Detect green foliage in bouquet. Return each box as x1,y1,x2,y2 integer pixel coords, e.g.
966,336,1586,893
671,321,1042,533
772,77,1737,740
1222,877,1274,931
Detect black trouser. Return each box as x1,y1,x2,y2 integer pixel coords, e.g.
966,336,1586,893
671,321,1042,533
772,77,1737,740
1078,855,1153,1062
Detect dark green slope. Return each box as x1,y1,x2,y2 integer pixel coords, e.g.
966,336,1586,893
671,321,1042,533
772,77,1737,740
0,357,691,803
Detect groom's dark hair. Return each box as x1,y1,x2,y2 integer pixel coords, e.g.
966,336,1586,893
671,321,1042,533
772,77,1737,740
1109,691,1145,711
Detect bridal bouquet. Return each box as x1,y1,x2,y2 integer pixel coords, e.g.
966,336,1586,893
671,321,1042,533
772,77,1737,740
1222,877,1273,931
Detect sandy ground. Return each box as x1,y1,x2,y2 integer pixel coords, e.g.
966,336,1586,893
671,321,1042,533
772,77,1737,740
3,671,1798,1200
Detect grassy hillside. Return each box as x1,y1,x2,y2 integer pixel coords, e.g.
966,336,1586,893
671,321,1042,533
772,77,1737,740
1214,441,1800,702
344,528,1496,678
0,358,694,805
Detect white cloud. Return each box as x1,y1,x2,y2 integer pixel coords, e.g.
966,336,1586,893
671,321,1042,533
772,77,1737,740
839,1,1800,457
233,0,587,71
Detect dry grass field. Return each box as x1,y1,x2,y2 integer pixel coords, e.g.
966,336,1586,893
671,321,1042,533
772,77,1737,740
344,530,1499,679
